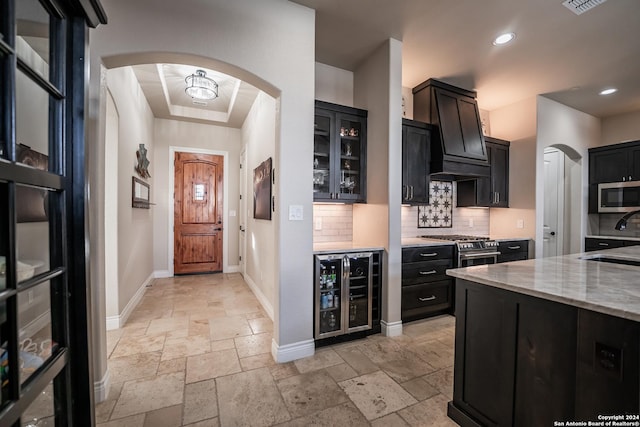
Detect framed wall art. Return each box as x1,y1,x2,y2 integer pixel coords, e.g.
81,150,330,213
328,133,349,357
132,176,151,209
253,157,272,220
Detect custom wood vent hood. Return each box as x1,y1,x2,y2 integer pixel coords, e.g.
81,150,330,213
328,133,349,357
413,79,489,179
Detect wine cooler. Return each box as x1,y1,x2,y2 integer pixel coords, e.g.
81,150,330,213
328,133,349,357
314,252,373,339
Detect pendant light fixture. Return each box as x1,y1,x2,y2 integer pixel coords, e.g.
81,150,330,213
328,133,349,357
185,69,218,100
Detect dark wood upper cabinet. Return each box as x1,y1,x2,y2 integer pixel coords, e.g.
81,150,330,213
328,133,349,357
402,119,434,204
413,79,489,178
589,140,640,184
588,140,640,213
314,100,367,203
457,137,510,207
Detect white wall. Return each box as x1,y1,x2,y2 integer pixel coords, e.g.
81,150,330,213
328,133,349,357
489,97,537,240
535,96,601,258
106,67,156,313
88,0,316,377
104,91,119,318
241,92,277,317
152,119,242,276
353,38,403,335
315,63,354,106
601,110,640,146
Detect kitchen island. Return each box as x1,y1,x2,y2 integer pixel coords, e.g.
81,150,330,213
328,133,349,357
446,246,640,426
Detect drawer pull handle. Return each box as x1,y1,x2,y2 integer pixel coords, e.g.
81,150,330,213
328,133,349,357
507,246,521,250
598,243,609,246
419,296,436,302
419,270,437,275
419,253,438,257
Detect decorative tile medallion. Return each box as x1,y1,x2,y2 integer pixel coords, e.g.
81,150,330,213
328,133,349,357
418,180,453,228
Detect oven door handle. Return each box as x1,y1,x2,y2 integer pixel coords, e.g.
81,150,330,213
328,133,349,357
459,251,501,259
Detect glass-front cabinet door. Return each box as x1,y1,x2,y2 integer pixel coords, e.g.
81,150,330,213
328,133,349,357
314,101,367,203
313,110,334,200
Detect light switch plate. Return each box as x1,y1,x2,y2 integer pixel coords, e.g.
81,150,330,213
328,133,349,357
229,210,237,217
516,219,524,229
289,205,304,221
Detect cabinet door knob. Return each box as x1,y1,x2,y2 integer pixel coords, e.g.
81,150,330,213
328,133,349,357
419,253,438,257
419,270,437,275
418,295,436,302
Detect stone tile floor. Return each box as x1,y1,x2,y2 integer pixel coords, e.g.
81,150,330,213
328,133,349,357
96,273,457,426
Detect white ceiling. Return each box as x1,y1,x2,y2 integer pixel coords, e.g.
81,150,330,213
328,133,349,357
132,64,260,128
292,0,640,118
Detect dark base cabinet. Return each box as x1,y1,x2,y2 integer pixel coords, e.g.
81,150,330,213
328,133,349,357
449,279,640,426
497,240,529,263
401,245,454,322
585,237,640,252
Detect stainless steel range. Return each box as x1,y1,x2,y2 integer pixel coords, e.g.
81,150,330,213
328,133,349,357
419,235,500,267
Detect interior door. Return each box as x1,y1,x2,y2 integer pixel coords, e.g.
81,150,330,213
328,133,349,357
174,152,224,274
543,149,564,257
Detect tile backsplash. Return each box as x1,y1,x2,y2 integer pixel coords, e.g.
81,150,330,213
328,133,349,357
313,204,353,243
314,181,492,244
402,206,490,238
594,214,640,238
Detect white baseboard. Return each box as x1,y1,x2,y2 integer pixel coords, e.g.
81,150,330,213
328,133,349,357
19,310,51,341
94,368,110,403
243,274,274,321
225,265,240,273
154,270,172,279
381,320,403,337
272,338,315,363
105,273,153,331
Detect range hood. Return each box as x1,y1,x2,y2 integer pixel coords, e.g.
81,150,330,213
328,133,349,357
412,79,489,179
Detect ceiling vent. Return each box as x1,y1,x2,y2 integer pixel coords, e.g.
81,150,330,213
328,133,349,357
562,0,607,15
192,100,208,107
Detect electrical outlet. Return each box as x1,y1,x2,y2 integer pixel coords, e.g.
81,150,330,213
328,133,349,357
517,219,524,229
468,218,474,228
314,217,322,230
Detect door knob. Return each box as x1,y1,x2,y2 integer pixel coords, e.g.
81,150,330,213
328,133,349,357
550,231,556,236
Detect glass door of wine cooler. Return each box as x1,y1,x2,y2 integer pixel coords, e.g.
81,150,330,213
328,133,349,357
346,253,373,332
314,253,373,339
315,255,345,338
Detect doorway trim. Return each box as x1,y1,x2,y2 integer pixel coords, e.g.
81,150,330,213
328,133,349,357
168,146,232,275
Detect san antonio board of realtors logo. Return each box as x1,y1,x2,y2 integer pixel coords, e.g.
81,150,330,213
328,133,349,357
418,180,452,228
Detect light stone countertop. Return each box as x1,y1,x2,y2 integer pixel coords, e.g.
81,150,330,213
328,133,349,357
313,242,385,255
447,246,640,322
401,237,455,247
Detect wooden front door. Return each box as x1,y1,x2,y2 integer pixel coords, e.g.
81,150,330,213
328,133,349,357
174,152,224,274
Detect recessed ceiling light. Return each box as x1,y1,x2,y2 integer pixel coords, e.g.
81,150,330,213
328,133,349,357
493,32,516,46
599,88,617,95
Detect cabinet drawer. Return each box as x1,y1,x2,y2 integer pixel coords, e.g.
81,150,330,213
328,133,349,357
498,253,528,263
497,241,528,254
402,245,453,263
401,280,452,316
584,238,626,252
402,259,452,285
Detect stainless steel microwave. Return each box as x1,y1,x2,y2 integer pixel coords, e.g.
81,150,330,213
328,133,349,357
598,181,640,213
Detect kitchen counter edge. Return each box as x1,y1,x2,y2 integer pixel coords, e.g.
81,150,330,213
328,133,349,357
313,243,385,255
447,246,640,322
